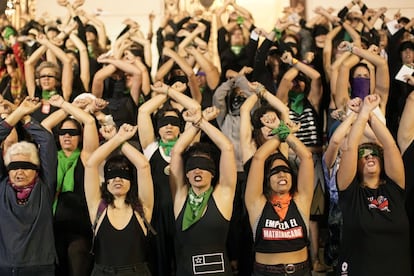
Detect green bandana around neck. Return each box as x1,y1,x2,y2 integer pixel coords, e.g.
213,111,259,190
42,90,57,100
159,138,178,156
182,186,213,231
288,90,305,115
3,27,16,40
231,45,243,55
53,148,81,214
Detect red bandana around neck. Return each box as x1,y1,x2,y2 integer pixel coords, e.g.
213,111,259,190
270,193,292,221
9,175,38,204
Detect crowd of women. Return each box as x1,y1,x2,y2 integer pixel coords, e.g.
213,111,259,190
0,0,414,275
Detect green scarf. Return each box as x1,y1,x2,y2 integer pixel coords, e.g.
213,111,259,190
159,138,177,156
182,186,213,231
53,149,81,214
42,90,57,100
3,26,16,40
231,45,243,56
288,90,305,115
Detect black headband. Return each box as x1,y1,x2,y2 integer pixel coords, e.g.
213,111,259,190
7,161,39,171
185,156,216,176
57,128,81,136
268,165,292,178
104,168,132,181
157,116,181,129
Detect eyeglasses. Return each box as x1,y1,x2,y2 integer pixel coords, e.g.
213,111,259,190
39,75,56,79
58,128,81,136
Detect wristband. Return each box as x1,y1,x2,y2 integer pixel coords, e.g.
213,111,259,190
270,120,290,142
237,16,244,25
166,87,170,97
290,58,299,66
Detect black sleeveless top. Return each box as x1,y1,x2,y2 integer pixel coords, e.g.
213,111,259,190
175,196,233,275
54,161,92,237
94,212,147,266
254,200,309,253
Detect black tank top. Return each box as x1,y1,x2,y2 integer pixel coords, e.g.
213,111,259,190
94,211,147,266
175,196,233,275
254,200,309,253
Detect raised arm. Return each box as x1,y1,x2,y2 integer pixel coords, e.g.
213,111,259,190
69,32,90,92
398,90,414,155
120,142,154,222
349,44,389,114
370,106,404,188
84,124,137,222
36,34,73,101
337,94,380,190
169,109,202,212
24,45,47,97
48,94,99,161
245,137,280,226
137,93,168,149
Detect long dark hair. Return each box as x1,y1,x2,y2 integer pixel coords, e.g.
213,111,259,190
101,155,143,214
251,104,281,147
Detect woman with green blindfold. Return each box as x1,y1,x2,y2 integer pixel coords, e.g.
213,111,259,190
336,94,411,275
170,106,236,276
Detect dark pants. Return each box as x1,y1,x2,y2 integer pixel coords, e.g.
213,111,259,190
91,263,151,276
0,265,55,276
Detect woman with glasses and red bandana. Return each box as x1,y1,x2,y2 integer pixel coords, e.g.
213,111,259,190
0,97,57,275
336,94,411,275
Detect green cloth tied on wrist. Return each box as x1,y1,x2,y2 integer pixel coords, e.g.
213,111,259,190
270,120,290,142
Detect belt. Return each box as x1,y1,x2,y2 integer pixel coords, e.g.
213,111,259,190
254,260,309,274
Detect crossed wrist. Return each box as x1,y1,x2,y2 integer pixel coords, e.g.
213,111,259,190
270,120,290,142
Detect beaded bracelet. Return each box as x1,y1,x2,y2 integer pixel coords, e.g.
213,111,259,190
270,120,290,142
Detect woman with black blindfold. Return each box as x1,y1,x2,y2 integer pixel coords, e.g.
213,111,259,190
138,81,200,276
84,123,154,276
41,94,101,276
245,113,314,276
0,97,57,275
336,94,411,275
169,107,237,276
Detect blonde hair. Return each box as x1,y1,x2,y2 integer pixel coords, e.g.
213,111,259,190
35,61,61,81
4,141,39,166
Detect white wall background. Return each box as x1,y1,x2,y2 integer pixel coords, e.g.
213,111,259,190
35,0,414,73
36,0,414,43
